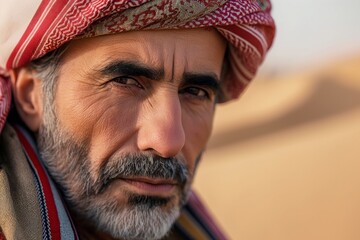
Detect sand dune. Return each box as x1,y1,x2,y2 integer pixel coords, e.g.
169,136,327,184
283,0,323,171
193,56,360,240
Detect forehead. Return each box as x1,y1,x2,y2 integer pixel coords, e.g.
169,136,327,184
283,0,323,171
60,29,226,79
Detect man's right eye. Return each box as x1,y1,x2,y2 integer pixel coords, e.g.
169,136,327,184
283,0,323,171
112,76,143,89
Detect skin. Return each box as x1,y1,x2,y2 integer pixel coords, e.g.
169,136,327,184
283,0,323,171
13,28,227,239
56,29,225,165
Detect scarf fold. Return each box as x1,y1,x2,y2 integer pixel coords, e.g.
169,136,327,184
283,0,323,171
0,0,275,133
13,125,79,240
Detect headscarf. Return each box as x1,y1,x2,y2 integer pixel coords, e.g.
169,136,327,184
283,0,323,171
0,0,275,133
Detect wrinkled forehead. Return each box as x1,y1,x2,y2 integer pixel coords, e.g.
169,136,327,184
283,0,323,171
60,29,227,81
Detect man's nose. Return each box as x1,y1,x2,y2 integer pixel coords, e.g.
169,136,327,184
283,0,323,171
137,94,185,158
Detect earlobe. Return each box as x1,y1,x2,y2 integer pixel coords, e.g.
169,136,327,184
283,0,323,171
10,68,43,132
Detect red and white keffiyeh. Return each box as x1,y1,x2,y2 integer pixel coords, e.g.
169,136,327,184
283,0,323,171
0,0,275,133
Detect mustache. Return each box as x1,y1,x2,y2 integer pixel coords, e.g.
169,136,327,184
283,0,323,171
90,153,190,195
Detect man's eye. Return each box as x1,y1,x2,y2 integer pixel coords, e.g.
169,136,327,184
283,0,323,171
182,87,210,99
112,76,142,88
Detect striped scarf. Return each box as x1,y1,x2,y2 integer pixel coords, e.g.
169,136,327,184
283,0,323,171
14,125,79,240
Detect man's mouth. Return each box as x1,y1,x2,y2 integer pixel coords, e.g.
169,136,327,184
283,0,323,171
120,177,177,196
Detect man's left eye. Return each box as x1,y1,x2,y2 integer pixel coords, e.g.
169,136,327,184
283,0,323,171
182,87,210,99
112,76,143,88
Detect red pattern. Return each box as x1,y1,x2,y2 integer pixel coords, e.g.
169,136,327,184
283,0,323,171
36,0,149,60
7,0,63,69
14,127,61,240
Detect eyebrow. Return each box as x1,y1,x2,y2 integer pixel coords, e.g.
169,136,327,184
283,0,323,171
98,60,164,80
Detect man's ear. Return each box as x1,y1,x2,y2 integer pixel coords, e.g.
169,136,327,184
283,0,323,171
10,68,43,132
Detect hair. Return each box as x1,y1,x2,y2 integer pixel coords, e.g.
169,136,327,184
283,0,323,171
28,44,69,104
26,44,69,128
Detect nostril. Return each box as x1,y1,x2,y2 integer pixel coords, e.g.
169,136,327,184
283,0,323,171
137,117,185,158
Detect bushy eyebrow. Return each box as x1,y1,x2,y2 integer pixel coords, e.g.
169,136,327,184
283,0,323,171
98,60,164,80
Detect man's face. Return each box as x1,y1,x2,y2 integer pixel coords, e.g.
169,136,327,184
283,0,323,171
37,29,226,239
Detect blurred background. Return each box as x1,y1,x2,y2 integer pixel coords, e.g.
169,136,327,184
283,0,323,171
193,0,360,239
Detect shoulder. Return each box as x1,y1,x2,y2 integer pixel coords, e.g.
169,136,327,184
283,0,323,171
0,123,43,240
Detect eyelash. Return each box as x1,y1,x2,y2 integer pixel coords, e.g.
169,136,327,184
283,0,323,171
112,76,143,89
180,86,212,100
111,76,213,100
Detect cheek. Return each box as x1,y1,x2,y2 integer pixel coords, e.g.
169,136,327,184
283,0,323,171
55,81,107,139
182,107,214,168
87,102,139,163
55,84,141,163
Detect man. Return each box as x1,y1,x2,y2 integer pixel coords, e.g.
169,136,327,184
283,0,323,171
0,1,275,239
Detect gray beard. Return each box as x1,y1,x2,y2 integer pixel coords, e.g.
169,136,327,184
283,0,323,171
36,105,192,240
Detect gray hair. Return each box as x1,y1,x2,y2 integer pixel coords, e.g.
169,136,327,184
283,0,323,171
28,44,68,104
28,44,68,127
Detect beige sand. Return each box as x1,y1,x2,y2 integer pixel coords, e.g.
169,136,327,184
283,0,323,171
193,56,360,240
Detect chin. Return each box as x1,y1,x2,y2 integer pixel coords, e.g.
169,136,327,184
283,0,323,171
75,190,183,240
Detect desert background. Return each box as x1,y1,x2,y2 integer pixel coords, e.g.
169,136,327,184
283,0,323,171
193,1,360,239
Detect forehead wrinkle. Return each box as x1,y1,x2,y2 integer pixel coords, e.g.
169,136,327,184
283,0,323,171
162,41,187,84
171,44,176,83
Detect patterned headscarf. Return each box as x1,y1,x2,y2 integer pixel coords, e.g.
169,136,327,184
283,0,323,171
0,0,275,133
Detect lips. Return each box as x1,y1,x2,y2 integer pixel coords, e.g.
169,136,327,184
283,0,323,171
121,177,177,196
